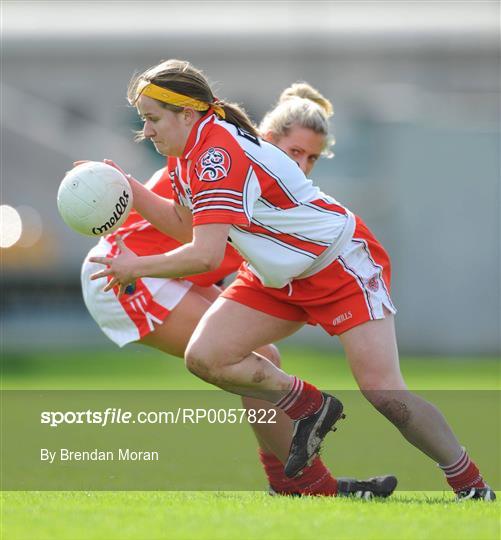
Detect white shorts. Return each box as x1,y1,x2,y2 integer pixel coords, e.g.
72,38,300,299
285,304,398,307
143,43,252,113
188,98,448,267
81,240,193,347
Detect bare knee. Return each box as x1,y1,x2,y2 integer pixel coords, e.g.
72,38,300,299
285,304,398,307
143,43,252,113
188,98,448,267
185,341,246,386
362,388,411,429
184,342,217,383
258,344,281,368
357,369,409,428
355,367,407,395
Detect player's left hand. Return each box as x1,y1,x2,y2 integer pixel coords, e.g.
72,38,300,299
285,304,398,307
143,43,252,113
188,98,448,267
89,236,138,296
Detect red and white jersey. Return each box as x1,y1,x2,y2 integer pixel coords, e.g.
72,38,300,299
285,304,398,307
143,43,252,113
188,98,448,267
170,113,356,288
99,166,242,287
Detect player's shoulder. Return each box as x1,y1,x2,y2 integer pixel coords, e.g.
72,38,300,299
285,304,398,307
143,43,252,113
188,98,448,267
199,121,247,155
192,122,252,181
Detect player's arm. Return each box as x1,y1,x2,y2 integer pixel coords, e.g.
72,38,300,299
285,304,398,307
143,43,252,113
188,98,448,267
89,223,230,293
133,222,229,278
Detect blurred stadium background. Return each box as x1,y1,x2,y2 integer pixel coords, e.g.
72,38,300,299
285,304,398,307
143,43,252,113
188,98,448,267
1,1,499,355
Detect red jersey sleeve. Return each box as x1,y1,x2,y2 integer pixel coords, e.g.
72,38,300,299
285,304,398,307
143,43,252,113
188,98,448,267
189,128,251,227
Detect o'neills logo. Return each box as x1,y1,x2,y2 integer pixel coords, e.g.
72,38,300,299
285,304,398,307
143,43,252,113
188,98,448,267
92,190,130,235
332,311,353,327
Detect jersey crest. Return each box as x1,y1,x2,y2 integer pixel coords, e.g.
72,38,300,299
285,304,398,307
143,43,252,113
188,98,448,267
366,274,380,292
195,147,231,182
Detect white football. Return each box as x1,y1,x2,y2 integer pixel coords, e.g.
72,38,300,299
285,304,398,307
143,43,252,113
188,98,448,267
57,161,133,236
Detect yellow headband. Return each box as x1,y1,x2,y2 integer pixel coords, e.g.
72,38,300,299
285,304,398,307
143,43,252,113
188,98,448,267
137,82,226,119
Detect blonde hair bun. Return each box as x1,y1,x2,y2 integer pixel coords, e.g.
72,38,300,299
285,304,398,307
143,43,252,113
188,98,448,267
259,82,335,158
279,82,334,118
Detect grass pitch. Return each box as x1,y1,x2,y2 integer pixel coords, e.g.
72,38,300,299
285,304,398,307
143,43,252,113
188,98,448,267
3,345,499,390
1,346,500,540
2,491,499,540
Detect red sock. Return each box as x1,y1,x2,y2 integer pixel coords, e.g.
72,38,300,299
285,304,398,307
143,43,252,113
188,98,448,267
259,449,338,496
439,447,486,492
275,376,323,420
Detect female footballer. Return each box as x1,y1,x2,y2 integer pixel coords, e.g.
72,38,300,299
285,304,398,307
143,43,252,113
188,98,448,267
82,82,395,497
89,59,494,500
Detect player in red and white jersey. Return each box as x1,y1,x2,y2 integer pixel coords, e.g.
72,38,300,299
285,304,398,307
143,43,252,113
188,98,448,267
81,81,397,497
90,60,494,500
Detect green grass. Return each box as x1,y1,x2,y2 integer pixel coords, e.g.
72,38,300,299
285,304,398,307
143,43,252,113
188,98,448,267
1,491,499,540
1,347,500,539
2,345,499,390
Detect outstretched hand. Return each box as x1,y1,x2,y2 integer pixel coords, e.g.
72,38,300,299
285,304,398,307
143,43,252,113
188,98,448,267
89,236,139,296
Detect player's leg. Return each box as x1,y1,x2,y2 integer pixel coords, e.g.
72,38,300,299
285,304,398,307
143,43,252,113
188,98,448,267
185,296,305,398
139,284,309,466
241,357,293,463
141,285,293,458
193,284,346,494
140,282,292,458
189,284,294,459
138,286,302,477
193,284,353,494
300,221,493,499
339,312,493,498
185,296,346,477
339,312,462,462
